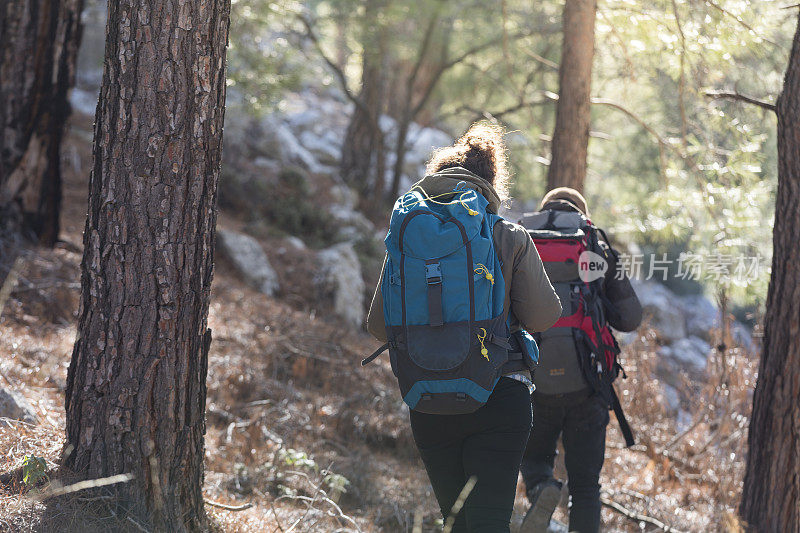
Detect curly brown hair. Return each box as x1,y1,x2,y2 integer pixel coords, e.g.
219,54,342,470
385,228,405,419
425,122,511,201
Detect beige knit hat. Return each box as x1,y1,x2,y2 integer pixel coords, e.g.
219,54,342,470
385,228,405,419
539,187,589,216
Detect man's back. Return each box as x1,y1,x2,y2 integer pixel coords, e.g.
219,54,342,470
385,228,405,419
518,187,642,533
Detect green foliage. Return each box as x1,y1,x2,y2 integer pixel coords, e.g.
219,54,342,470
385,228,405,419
279,448,318,471
227,0,306,113
22,455,49,487
322,471,350,495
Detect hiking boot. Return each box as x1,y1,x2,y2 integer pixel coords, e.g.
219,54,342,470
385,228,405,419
519,479,563,533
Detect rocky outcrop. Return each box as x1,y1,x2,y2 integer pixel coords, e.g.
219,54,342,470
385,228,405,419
216,229,280,297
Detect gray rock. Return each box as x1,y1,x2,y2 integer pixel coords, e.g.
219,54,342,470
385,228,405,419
216,229,280,296
285,236,306,250
0,388,38,424
630,279,686,342
316,243,366,327
272,124,324,173
731,322,756,352
329,208,375,243
659,336,711,373
678,293,720,341
298,130,341,166
661,383,681,413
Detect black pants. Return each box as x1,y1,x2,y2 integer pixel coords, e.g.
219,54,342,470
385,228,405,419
520,393,609,533
409,377,532,533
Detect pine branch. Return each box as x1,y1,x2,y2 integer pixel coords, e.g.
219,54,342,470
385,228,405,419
704,90,777,112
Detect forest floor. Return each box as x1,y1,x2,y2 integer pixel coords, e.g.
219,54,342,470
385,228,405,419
0,112,754,532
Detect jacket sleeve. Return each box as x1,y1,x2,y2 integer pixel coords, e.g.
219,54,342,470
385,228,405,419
366,254,388,341
601,242,643,332
502,223,562,333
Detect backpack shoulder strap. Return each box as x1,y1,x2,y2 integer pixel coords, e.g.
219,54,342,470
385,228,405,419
610,384,635,447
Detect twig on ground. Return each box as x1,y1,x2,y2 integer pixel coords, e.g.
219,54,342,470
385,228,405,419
443,476,477,533
204,499,253,511
600,495,686,533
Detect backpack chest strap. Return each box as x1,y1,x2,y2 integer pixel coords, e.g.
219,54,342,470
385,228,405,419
425,260,444,327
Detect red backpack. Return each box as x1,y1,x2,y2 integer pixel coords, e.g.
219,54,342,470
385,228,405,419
520,208,634,447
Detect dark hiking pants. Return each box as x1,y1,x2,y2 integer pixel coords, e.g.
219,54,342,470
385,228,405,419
409,377,532,533
520,393,609,533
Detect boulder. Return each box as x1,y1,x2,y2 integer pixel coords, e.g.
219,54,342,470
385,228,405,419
328,208,375,243
630,279,686,342
659,336,711,374
299,130,341,167
0,388,38,424
316,243,366,327
216,229,280,296
272,124,325,173
731,322,756,352
678,293,720,341
661,383,681,413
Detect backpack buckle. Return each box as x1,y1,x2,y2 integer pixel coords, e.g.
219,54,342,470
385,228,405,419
425,262,442,285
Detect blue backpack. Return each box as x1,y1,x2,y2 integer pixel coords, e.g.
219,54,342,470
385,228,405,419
362,182,538,414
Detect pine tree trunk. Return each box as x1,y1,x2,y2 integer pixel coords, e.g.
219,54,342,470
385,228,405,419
546,0,596,193
0,0,83,248
62,0,230,530
739,14,800,532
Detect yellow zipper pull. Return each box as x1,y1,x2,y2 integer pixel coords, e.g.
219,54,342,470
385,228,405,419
477,328,489,361
474,264,494,284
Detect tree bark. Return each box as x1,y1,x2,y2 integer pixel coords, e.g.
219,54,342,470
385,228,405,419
546,0,596,193
340,0,387,203
62,0,230,531
740,14,800,532
0,0,83,248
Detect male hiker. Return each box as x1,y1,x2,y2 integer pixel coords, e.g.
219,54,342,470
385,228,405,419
518,187,643,533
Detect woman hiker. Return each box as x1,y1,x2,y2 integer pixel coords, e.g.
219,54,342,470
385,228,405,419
365,122,562,532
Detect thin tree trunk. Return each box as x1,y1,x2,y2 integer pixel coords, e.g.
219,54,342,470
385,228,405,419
340,0,387,201
0,0,83,248
390,117,412,200
62,0,230,530
740,14,800,532
546,0,596,193
389,16,449,201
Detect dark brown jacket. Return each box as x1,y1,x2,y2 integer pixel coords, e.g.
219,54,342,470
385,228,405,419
367,168,562,346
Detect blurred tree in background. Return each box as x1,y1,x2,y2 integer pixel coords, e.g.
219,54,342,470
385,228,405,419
0,0,83,253
547,0,597,192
